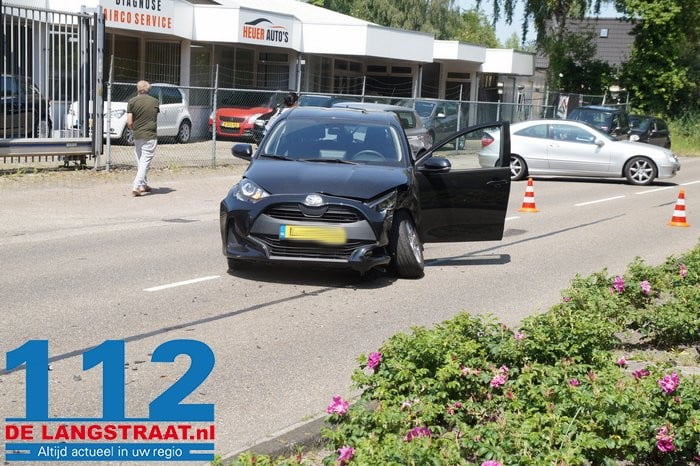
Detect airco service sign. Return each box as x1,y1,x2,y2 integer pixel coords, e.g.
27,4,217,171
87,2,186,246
101,0,174,33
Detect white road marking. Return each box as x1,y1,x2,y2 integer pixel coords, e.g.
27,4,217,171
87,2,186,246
574,195,625,207
681,180,700,186
636,186,674,195
505,216,520,221
144,275,221,292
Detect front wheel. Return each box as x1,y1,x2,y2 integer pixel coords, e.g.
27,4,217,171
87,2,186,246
624,156,657,185
389,211,424,279
510,154,528,181
176,120,191,143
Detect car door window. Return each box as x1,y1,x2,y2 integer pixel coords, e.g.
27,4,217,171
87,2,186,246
515,124,547,139
551,124,596,143
161,87,181,105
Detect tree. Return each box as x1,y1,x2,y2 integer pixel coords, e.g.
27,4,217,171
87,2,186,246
455,9,500,46
618,0,700,116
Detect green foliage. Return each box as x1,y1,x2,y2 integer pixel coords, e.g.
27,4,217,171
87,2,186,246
456,9,500,47
228,242,700,465
619,0,700,117
668,112,700,156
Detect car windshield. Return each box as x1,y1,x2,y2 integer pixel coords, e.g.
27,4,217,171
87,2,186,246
219,91,283,108
261,119,404,167
111,84,137,102
580,122,617,141
630,116,651,131
571,108,614,129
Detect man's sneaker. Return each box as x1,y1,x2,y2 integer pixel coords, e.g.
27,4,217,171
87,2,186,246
143,185,152,192
131,189,142,197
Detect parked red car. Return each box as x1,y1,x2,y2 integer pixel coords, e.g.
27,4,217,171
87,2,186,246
209,91,285,139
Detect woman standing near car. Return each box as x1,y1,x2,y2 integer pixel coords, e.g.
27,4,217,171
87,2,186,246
264,92,299,135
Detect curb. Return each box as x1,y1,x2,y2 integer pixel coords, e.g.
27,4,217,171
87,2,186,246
219,413,329,463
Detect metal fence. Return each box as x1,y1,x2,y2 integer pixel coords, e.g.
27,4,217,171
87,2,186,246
94,79,555,171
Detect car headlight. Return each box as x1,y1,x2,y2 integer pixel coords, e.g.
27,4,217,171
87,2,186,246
668,152,678,163
629,134,640,142
234,179,269,203
247,113,263,124
367,190,397,215
111,109,125,119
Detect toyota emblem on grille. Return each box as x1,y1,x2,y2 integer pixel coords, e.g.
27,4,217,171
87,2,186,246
304,194,323,206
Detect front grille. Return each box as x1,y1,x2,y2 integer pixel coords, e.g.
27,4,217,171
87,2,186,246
221,127,243,134
221,116,245,123
254,235,372,260
265,203,361,223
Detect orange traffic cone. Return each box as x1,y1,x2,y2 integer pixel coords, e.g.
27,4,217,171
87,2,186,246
518,178,539,212
668,189,690,227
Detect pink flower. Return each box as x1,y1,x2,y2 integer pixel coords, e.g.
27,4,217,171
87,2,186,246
446,402,462,415
514,331,526,341
481,461,502,466
562,296,572,302
633,368,650,379
490,374,507,388
367,352,382,370
658,372,680,395
569,378,581,387
498,365,510,374
404,426,431,442
640,280,651,296
613,275,625,293
337,446,354,465
656,425,675,453
326,395,349,415
680,264,688,278
616,357,628,367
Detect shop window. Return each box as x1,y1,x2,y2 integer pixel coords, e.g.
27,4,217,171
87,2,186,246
107,34,139,83
367,65,387,74
145,41,180,85
392,66,412,74
257,52,289,90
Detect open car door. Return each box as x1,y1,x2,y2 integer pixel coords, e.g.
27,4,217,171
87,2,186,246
415,121,511,242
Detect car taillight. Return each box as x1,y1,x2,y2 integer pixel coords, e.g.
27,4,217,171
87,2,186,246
481,135,494,147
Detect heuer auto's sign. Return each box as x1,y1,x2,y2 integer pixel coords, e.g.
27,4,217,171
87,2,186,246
239,12,292,47
101,0,174,33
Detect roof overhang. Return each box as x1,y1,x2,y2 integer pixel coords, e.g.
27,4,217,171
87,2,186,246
433,40,486,64
481,49,535,75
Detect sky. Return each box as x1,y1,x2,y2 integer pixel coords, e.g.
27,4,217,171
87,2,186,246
457,0,623,44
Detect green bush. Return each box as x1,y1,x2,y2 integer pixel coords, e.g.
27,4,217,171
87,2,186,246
229,243,700,465
668,112,700,156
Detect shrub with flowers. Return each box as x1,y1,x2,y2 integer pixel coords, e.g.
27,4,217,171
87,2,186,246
228,243,700,466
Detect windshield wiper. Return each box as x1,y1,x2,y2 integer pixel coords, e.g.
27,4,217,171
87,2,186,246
259,153,294,161
299,158,357,165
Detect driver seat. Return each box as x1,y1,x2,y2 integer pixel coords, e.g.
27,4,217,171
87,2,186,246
360,126,396,161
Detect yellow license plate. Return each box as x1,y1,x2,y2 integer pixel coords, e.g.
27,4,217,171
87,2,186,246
279,225,346,245
222,121,240,129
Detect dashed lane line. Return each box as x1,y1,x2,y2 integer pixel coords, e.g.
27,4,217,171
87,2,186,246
144,275,221,292
574,195,625,207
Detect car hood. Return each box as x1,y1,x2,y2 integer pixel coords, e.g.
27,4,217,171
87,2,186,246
246,159,410,200
218,106,272,117
613,140,673,156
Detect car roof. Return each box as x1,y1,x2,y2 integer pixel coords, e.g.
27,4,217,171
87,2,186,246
283,106,402,125
574,105,624,112
333,102,415,112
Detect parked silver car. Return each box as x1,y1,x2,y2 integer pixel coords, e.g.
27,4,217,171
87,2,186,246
333,102,431,157
396,98,464,146
479,119,680,185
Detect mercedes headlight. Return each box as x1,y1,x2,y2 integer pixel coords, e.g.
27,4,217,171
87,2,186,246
110,109,126,119
629,134,640,142
367,190,397,215
234,179,269,203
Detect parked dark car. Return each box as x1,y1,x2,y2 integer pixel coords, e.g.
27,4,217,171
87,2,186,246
332,101,432,157
252,94,358,143
396,98,465,146
1,74,52,138
567,105,630,140
629,115,671,148
220,107,512,278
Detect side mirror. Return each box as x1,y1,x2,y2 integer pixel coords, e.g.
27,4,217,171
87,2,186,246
420,156,451,173
595,139,605,147
232,143,253,161
436,112,446,119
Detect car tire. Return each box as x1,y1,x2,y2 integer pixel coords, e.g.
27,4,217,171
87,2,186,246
510,154,528,181
176,120,191,144
389,211,424,279
624,156,657,185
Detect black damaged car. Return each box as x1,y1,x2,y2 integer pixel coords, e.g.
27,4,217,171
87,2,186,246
220,107,511,278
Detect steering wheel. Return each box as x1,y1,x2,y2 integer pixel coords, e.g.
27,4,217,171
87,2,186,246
351,150,385,162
